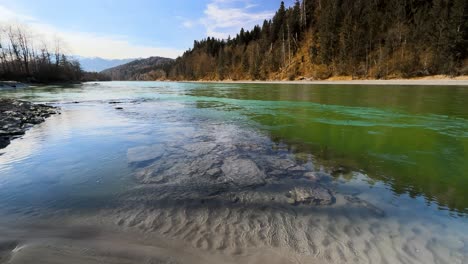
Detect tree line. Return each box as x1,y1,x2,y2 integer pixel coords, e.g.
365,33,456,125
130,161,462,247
0,24,110,83
165,0,467,80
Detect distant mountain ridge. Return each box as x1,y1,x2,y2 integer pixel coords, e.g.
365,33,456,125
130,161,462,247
76,56,138,72
100,56,174,80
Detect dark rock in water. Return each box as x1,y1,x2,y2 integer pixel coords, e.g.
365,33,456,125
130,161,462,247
331,165,351,176
286,187,335,206
0,98,58,149
0,137,10,149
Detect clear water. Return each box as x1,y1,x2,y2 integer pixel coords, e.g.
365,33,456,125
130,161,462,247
0,82,467,263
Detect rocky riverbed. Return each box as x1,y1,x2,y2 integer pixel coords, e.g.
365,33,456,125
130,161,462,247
0,99,58,149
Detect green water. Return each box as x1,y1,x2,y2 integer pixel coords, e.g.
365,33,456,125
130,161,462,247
184,83,468,213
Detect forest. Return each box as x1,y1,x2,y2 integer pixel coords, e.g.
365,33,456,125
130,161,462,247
166,0,468,80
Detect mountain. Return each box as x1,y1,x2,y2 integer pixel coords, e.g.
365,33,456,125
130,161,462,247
76,57,137,72
100,56,174,80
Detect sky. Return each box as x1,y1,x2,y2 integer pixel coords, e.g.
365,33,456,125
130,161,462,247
0,0,294,59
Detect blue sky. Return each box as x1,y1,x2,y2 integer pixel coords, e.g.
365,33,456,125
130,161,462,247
0,0,294,59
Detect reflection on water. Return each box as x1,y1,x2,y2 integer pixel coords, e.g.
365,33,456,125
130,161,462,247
0,82,467,263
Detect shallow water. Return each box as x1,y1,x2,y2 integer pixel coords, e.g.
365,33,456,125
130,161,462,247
0,82,467,263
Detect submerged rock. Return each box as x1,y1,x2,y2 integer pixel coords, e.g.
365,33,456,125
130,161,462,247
265,156,296,170
135,151,223,184
221,157,266,187
303,172,319,181
0,99,58,149
344,195,385,217
286,187,335,206
127,144,165,163
182,142,217,156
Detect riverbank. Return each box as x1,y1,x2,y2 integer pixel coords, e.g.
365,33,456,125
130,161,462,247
182,75,468,86
0,99,58,149
0,81,85,90
0,81,29,89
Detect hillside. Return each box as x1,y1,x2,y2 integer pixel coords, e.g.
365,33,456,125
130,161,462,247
99,0,467,81
76,57,137,72
101,56,174,80
167,0,467,81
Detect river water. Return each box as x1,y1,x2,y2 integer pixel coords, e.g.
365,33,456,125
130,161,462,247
0,82,467,263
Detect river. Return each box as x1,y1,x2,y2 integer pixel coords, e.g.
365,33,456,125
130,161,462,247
0,81,467,263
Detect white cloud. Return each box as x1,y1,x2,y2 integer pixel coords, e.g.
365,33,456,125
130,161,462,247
0,5,183,59
175,16,194,29
182,20,194,29
200,0,274,39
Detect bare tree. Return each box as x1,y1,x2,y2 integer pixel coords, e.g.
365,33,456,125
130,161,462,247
15,25,32,75
0,23,82,82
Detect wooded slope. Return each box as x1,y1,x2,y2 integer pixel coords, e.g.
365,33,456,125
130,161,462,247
168,0,467,80
101,57,173,80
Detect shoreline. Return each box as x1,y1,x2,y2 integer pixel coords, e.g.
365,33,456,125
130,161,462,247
0,81,82,89
0,81,30,89
4,79,468,86
0,99,58,149
181,77,468,86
